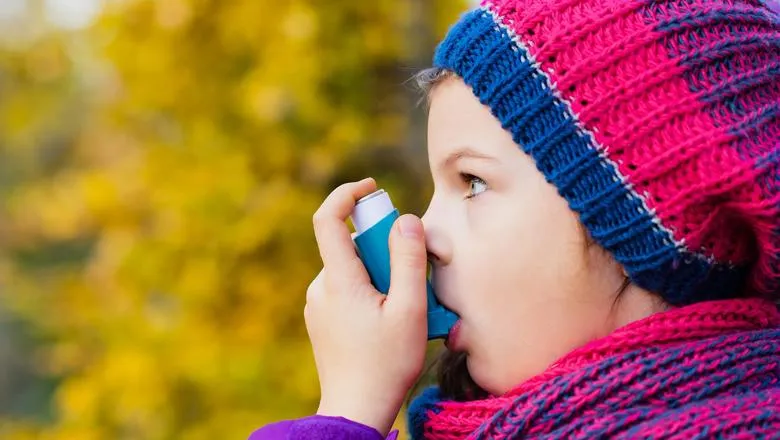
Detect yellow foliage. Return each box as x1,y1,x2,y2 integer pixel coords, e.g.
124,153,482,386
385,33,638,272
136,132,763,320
0,0,466,439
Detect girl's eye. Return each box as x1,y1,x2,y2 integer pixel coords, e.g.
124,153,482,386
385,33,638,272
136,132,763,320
461,173,487,199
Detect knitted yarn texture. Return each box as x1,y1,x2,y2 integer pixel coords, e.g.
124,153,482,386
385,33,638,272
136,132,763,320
408,298,780,439
432,0,780,306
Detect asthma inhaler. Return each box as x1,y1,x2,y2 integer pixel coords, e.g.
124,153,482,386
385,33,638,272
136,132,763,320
350,189,459,340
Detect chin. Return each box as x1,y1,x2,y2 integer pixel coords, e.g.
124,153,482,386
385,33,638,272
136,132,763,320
467,354,525,397
466,355,497,394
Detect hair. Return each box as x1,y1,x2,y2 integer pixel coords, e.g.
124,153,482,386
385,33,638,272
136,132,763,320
413,67,453,108
411,67,634,401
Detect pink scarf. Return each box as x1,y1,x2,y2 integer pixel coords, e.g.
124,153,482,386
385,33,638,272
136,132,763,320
408,298,780,439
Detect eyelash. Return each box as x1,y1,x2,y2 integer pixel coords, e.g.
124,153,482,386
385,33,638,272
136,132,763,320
459,173,487,199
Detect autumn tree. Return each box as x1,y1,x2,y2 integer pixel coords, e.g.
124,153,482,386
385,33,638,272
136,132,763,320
0,1,466,439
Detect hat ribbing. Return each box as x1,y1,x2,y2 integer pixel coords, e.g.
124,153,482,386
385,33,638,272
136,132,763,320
434,0,780,305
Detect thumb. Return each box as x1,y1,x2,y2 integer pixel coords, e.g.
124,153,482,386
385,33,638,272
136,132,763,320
386,214,428,317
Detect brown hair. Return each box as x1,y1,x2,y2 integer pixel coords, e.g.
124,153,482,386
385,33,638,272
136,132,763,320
413,67,453,108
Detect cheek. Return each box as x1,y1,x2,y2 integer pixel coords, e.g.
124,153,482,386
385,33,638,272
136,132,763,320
461,191,583,307
456,189,610,394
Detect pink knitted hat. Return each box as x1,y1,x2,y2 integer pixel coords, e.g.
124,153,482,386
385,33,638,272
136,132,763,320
433,0,780,305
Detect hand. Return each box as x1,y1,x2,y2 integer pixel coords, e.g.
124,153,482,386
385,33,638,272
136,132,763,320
306,178,429,436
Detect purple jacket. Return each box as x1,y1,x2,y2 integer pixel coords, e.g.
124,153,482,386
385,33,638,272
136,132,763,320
249,415,399,440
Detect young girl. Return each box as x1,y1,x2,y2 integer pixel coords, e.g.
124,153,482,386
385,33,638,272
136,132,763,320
251,0,780,438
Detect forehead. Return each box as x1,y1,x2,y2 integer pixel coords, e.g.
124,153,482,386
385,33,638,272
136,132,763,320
428,77,483,126
427,77,515,160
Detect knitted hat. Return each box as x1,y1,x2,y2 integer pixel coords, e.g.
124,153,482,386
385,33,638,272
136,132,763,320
432,0,780,305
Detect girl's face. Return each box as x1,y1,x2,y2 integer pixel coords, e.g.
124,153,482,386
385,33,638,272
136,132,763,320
421,77,661,395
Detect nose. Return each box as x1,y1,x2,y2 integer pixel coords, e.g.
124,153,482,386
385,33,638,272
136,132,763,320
421,201,452,266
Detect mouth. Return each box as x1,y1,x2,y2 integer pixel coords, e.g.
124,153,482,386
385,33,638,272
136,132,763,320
444,319,462,350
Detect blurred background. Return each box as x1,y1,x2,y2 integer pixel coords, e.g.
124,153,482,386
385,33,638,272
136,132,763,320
0,0,469,438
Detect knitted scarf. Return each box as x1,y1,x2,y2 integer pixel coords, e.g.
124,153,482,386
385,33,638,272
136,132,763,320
408,298,780,439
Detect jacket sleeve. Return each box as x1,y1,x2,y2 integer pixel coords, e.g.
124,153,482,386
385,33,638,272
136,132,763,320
248,414,399,440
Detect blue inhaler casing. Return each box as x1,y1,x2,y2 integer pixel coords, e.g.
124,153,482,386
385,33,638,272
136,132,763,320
350,189,459,340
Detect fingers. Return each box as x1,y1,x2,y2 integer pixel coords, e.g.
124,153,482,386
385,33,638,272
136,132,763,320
313,178,376,283
386,214,428,318
306,269,325,304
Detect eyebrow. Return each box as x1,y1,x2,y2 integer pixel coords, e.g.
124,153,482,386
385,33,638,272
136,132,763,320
438,147,497,171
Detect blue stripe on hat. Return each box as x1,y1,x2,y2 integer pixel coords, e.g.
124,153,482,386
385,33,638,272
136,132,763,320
432,7,748,304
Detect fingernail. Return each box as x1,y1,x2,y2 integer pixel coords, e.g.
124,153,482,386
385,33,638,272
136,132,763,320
398,215,422,239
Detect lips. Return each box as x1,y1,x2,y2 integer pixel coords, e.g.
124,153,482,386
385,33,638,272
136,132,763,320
445,319,462,350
